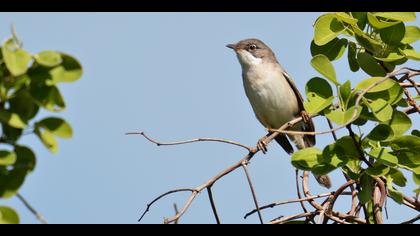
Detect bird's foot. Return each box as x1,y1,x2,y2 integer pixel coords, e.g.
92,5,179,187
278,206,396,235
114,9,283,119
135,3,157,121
301,110,311,124
257,136,269,154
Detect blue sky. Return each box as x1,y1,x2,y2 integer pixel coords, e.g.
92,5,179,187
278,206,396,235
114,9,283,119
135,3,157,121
0,13,419,224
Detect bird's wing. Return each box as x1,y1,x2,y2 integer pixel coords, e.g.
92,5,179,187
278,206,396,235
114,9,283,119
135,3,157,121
282,70,316,147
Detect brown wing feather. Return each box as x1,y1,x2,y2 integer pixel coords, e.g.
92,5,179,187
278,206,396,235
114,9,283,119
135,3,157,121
282,71,316,147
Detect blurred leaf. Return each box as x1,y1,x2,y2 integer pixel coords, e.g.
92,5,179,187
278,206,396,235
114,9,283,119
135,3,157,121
0,206,19,224
312,164,336,176
389,168,407,187
351,12,367,30
355,77,398,93
48,53,83,84
386,176,404,204
412,130,420,138
291,148,322,171
325,106,361,125
14,145,36,173
367,12,401,29
413,173,420,185
36,117,73,139
1,38,32,76
366,162,390,177
0,168,28,199
374,52,406,62
30,84,65,112
335,136,361,160
310,38,348,61
364,82,403,105
310,54,339,85
367,124,394,141
0,110,27,129
35,127,58,154
369,148,398,167
401,26,420,44
339,80,352,108
379,23,406,45
314,14,345,46
335,12,358,25
373,12,416,22
321,144,349,167
0,151,17,166
399,47,420,60
304,77,334,115
384,111,412,137
34,50,62,67
357,52,387,76
347,42,360,72
8,90,39,121
358,174,373,204
366,98,393,122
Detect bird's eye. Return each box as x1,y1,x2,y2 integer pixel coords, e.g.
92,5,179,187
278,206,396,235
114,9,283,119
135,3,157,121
249,44,257,50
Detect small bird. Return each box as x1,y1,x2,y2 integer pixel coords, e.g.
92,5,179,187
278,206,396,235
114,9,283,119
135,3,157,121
227,38,331,189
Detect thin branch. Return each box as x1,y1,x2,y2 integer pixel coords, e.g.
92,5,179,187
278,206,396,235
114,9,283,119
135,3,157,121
241,162,264,224
206,187,221,224
401,214,420,224
126,132,253,152
269,212,318,224
16,193,48,224
173,203,179,224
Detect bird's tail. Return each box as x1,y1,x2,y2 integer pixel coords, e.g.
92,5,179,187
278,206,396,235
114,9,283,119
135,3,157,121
289,134,332,189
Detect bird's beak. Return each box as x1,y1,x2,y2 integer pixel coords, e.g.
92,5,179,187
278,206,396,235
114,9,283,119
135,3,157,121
226,44,236,50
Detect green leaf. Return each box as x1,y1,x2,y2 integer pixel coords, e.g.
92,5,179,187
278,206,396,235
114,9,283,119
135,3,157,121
311,164,337,176
358,174,373,204
35,127,58,154
48,53,83,84
351,12,367,30
34,50,63,67
369,148,398,167
314,14,345,46
310,38,348,61
366,98,393,122
379,23,406,45
36,117,73,139
321,144,349,167
9,90,39,121
387,176,404,204
373,12,416,22
374,52,406,62
347,42,360,72
366,163,390,177
355,77,398,93
384,111,412,137
401,26,420,44
357,52,387,76
367,124,394,141
14,145,36,173
0,206,19,224
325,106,361,125
400,48,420,60
0,151,17,166
413,173,420,185
367,12,401,29
304,77,334,115
339,80,352,108
291,148,322,171
310,55,339,85
390,135,420,154
30,84,66,112
389,169,407,187
364,82,403,106
335,136,362,160
412,130,420,138
0,168,28,198
335,12,358,25
0,110,27,129
1,38,32,76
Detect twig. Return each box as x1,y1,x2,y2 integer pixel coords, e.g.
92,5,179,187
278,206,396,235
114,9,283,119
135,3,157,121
126,132,253,152
241,162,264,224
401,214,420,224
269,212,317,224
206,187,221,224
173,203,179,224
16,193,48,224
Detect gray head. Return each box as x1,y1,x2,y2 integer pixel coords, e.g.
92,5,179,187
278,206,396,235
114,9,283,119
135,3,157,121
226,38,278,67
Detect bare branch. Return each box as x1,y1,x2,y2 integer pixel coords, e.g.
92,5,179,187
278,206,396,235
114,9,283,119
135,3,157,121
16,193,48,224
401,214,420,224
270,212,317,224
206,187,221,224
241,162,264,224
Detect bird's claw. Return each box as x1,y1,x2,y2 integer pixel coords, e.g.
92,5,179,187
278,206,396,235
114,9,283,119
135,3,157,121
257,137,269,154
301,110,311,124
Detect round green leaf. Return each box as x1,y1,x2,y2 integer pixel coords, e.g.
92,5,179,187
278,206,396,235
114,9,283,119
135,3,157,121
310,54,339,85
48,53,82,84
355,77,398,93
413,173,420,186
321,144,349,167
389,169,407,187
304,77,334,115
35,128,58,154
351,12,367,30
401,26,420,44
366,163,390,177
400,48,420,60
14,145,36,172
335,12,358,25
0,110,27,129
369,148,398,167
0,206,19,224
37,117,73,139
34,50,63,67
357,52,387,76
310,38,348,61
347,42,360,72
314,14,345,46
366,98,393,122
367,124,394,141
291,148,322,171
325,106,361,125
373,12,416,22
0,151,17,166
374,52,406,62
379,23,406,45
367,12,401,29
384,111,412,137
1,38,32,76
30,85,66,112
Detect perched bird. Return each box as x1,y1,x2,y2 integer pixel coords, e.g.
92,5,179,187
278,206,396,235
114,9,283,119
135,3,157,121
227,38,331,189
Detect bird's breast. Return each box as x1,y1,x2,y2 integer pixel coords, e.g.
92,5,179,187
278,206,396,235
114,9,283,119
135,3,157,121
242,64,299,129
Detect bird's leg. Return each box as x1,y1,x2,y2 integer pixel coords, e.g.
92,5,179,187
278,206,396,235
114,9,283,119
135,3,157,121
257,133,271,154
301,110,311,124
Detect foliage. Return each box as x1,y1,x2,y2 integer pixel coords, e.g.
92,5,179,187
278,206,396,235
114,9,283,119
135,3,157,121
0,31,82,223
293,12,420,213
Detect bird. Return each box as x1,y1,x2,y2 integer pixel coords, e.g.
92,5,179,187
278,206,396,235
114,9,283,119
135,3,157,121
227,38,331,189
